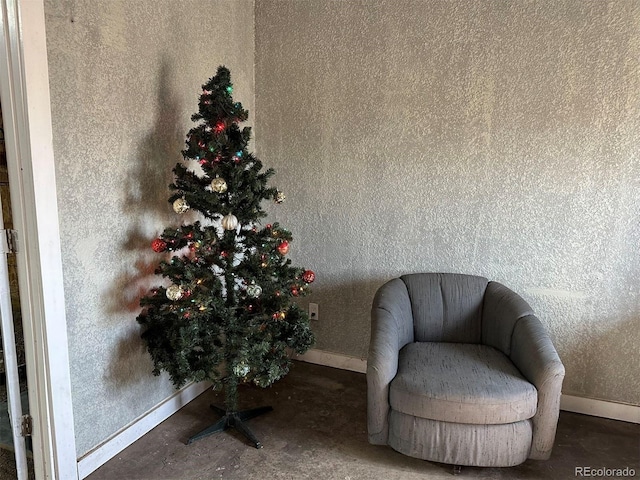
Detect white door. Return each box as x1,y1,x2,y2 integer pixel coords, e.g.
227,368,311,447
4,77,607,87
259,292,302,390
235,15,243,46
0,150,31,478
0,1,78,479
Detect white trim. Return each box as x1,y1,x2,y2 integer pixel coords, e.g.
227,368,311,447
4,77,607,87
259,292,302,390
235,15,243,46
294,348,640,424
77,381,211,479
560,394,640,425
0,0,78,479
293,349,367,374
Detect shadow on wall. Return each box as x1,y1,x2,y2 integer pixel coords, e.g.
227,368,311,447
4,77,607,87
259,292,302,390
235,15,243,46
104,60,186,389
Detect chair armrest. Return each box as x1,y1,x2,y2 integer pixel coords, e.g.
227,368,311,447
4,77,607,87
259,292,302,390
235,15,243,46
511,315,565,460
482,281,535,356
367,278,414,445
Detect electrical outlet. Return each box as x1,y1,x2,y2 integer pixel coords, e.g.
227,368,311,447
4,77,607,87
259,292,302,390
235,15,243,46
309,302,319,321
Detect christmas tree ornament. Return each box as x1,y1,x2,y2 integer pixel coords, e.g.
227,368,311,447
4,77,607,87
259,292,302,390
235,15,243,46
302,270,316,284
172,197,190,214
275,190,286,204
277,241,290,255
247,284,263,298
233,362,250,377
290,286,299,297
221,213,238,230
166,284,184,301
211,177,228,193
151,238,167,253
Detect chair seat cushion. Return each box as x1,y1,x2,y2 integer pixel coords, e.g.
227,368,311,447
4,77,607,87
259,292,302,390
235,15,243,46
389,342,537,424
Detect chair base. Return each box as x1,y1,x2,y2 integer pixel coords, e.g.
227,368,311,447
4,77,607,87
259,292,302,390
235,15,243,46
187,404,273,448
388,410,532,467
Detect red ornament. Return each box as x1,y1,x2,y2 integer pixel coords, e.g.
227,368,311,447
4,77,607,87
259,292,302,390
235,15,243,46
277,241,290,255
214,121,225,133
290,286,299,297
302,270,316,284
151,238,167,253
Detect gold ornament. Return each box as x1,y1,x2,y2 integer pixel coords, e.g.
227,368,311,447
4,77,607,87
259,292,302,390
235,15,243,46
172,197,189,214
166,284,184,301
210,177,228,193
221,213,238,230
275,190,286,204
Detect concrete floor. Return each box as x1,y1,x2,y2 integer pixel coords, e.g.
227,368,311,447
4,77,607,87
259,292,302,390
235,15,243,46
88,362,639,480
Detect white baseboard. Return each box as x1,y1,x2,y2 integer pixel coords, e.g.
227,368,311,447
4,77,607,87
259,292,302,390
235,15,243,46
560,394,639,424
294,349,367,374
77,381,211,479
294,348,640,425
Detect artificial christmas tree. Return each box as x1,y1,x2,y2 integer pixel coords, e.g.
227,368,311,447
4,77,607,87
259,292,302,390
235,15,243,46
136,66,315,448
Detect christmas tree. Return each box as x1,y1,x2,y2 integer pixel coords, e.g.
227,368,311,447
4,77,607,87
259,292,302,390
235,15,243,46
136,66,315,448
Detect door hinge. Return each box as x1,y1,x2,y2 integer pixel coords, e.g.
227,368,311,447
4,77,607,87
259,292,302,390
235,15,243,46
20,414,32,437
1,229,18,254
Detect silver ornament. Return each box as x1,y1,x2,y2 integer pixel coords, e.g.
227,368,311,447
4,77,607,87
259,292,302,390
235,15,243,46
166,284,184,301
247,284,263,298
172,197,190,214
210,177,228,193
233,362,250,377
221,213,239,230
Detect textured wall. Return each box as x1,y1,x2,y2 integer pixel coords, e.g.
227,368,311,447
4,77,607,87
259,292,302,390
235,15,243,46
255,0,639,405
44,0,255,457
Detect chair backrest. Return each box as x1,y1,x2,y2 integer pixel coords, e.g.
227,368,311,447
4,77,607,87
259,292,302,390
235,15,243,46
400,273,488,343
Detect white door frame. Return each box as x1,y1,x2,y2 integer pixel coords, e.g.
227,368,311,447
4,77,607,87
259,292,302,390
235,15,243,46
0,0,77,479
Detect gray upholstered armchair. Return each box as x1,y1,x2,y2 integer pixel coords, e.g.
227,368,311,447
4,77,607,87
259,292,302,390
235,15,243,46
367,273,565,468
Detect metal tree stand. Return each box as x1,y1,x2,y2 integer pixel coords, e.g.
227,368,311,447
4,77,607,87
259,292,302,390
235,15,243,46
187,376,273,448
187,404,273,448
